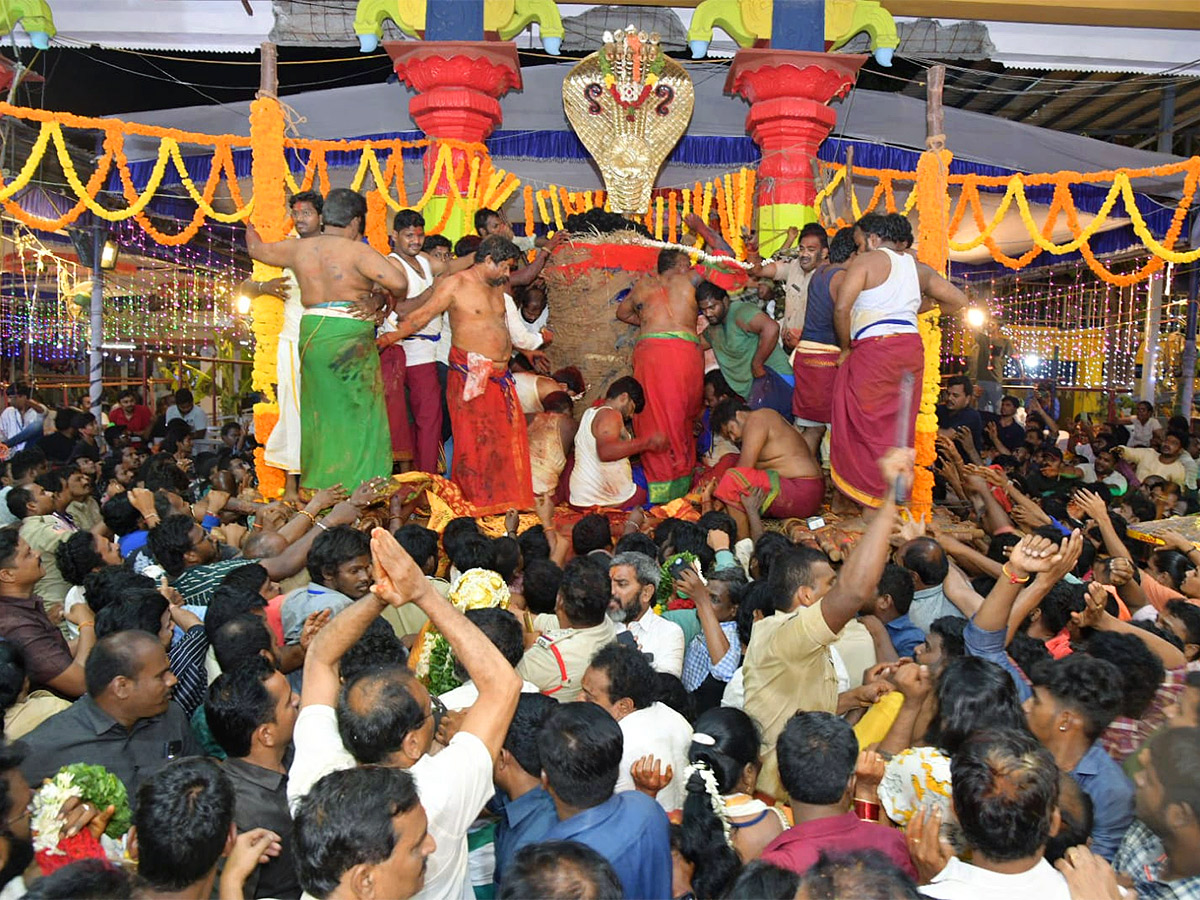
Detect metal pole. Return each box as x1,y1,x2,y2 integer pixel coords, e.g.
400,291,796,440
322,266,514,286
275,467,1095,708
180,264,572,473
1157,84,1177,155
1141,274,1165,405
88,133,104,420
1180,216,1200,418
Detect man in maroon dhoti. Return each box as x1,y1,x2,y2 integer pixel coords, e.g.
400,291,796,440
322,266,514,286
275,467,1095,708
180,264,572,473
617,249,706,504
830,214,968,509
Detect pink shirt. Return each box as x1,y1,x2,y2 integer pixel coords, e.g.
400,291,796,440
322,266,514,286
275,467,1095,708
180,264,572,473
761,811,917,879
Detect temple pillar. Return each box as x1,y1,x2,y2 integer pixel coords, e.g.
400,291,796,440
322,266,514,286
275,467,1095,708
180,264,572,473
726,49,866,255
388,41,521,242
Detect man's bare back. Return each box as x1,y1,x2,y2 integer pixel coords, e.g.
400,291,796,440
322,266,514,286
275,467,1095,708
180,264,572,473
618,272,699,334
741,409,821,479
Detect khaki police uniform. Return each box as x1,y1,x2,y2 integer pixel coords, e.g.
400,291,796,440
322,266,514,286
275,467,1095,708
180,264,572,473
517,613,616,702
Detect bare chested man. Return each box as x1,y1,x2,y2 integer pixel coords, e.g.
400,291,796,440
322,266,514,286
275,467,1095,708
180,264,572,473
615,249,705,504
246,188,408,492
711,399,825,540
388,235,532,513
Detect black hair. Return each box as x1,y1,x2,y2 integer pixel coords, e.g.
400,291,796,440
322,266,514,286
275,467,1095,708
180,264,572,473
82,566,156,614
293,765,422,899
1044,772,1094,865
1148,726,1200,824
703,368,741,403
572,513,611,556
503,692,558,776
454,234,482,258
1031,655,1123,742
928,616,967,660
1153,549,1194,591
204,584,267,643
0,640,26,715
656,671,695,724
499,841,623,900
521,557,563,616
473,207,501,233
100,492,140,536
798,849,921,900
307,525,371,585
516,523,551,562
54,531,105,586
946,374,973,396
951,729,1059,862
877,562,915,616
925,656,1029,755
855,212,911,245
205,656,279,758
827,226,857,265
551,366,585,396
452,608,524,684
392,208,425,231
20,859,142,899
448,533,495,574
5,383,30,399
736,579,775,647
681,708,760,898
725,861,800,900
653,518,682,555
340,618,408,684
697,510,737,548
657,248,688,274
212,614,274,672
799,221,829,248
134,757,235,891
5,487,32,522
321,188,367,230
665,520,716,571
778,710,858,803
490,536,520,582
1167,598,1200,655
558,557,609,628
474,234,523,266
337,665,424,764
710,397,749,437
421,234,452,254
395,524,439,572
1084,630,1165,719
614,531,657,559
696,280,728,305
1008,632,1052,681
1032,581,1087,636
138,456,190,497
8,449,45,483
220,562,269,595
605,375,645,413
289,190,324,214
0,525,20,570
94,591,168,640
589,642,657,710
766,545,832,614
146,514,197,577
751,531,791,579
540,702,623,809
899,537,949,586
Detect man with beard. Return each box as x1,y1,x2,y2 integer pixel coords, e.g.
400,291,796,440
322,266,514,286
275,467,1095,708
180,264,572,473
698,281,794,417
389,236,532,513
749,222,829,354
608,551,684,677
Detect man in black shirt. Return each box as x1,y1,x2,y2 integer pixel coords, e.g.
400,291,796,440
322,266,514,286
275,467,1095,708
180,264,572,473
35,409,80,466
983,395,1028,456
937,375,983,453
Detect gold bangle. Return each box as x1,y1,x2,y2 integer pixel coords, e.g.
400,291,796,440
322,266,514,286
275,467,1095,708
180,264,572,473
298,509,317,525
79,622,94,629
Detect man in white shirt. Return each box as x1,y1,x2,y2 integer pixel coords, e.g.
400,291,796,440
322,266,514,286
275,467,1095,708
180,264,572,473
747,223,828,356
608,551,685,678
165,388,209,438
581,642,693,812
916,729,1070,900
286,529,521,900
0,384,45,453
1127,401,1162,448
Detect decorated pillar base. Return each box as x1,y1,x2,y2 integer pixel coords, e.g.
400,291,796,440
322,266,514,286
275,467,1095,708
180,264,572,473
388,41,522,243
726,49,866,255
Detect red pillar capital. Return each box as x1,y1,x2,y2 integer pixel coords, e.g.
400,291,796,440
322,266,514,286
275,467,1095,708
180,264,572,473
726,49,866,210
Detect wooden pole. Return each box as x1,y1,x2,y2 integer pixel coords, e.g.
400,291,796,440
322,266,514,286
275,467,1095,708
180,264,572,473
259,41,277,98
926,65,945,143
843,145,855,222
809,158,838,226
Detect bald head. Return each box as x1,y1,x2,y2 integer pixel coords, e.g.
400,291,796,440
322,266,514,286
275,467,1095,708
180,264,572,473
336,665,427,764
85,630,162,697
242,530,288,560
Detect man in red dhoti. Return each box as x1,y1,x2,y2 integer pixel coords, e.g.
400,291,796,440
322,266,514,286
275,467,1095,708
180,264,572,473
388,235,534,514
617,248,706,504
831,214,968,509
377,339,414,469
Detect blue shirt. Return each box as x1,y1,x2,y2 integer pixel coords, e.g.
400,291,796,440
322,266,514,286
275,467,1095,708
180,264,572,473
545,791,671,900
964,619,1032,702
1071,743,1134,862
682,621,741,691
119,529,148,558
884,614,926,658
492,787,559,882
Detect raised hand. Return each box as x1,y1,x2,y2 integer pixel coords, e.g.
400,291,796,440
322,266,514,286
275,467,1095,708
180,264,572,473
905,804,955,884
310,484,347,511
878,447,916,495
891,661,933,704
1071,581,1110,630
1158,528,1196,553
1007,533,1065,575
220,828,283,898
299,609,332,649
369,527,427,608
1071,488,1109,523
349,476,388,509
259,276,291,301
630,754,674,798
1105,556,1134,586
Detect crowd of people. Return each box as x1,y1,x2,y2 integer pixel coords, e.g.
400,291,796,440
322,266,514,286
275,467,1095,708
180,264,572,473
0,190,1196,900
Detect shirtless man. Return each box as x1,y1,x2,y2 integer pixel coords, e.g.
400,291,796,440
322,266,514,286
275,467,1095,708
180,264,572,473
616,249,705,504
710,399,825,540
569,376,666,510
528,391,578,499
389,235,532,513
512,366,585,416
245,188,408,492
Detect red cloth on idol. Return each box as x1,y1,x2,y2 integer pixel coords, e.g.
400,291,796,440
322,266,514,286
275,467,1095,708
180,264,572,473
830,333,923,508
632,335,704,502
447,346,534,515
792,348,840,425
380,344,414,463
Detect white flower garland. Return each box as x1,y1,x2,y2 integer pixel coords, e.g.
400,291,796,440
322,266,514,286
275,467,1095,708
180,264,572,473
683,761,732,846
30,772,81,856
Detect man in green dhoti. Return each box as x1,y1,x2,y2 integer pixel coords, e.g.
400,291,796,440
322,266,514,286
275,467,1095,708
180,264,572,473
246,189,409,491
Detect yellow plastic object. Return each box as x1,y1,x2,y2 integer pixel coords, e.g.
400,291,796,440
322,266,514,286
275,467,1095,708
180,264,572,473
353,0,564,51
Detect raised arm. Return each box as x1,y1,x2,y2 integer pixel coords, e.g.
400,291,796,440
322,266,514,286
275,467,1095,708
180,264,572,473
819,448,910,634
742,311,781,379
973,532,1071,633
394,277,457,339
509,232,566,288
244,224,298,268
371,529,521,759
1075,581,1187,670
301,590,390,709
917,264,969,314
834,256,870,349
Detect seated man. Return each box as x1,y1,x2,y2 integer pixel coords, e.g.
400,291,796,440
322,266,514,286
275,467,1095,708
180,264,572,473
569,377,665,510
711,399,824,540
540,702,671,899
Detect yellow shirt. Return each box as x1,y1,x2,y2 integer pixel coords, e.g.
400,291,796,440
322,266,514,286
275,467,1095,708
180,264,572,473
743,602,840,802
4,690,71,739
